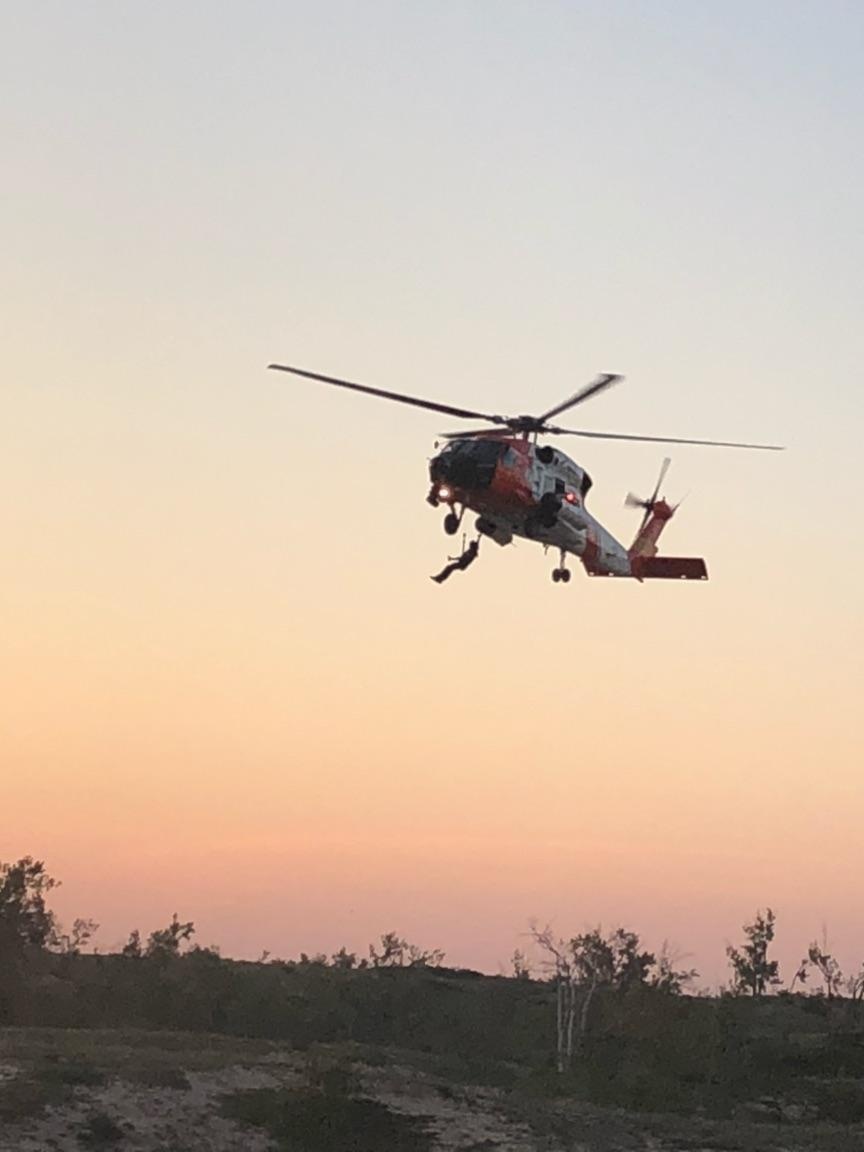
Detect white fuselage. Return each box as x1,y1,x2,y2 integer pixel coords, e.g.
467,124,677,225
466,442,632,576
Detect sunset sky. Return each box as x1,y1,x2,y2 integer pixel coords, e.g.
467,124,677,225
3,1,863,987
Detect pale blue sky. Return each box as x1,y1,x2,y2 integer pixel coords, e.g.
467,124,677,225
4,2,862,490
2,2,863,981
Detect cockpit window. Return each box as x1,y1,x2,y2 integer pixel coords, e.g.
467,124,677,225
433,438,503,491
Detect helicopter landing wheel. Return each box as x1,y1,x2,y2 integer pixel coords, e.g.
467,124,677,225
443,511,460,536
553,550,571,584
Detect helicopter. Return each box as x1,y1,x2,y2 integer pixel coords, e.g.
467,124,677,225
267,363,782,585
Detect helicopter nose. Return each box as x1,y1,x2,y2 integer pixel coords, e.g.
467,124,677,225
429,454,459,504
430,451,485,490
430,452,472,490
430,452,462,486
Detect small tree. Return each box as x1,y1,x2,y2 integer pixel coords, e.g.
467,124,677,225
788,957,809,994
330,947,360,970
650,941,699,994
56,917,99,956
531,921,678,1073
122,929,143,958
145,914,195,959
406,942,445,968
369,932,406,967
368,932,444,968
847,967,864,1006
568,931,611,1052
726,908,781,997
607,928,657,990
0,857,59,951
531,924,578,1073
511,948,532,980
807,936,844,999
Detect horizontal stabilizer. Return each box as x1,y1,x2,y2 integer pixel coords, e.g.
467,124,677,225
635,556,708,580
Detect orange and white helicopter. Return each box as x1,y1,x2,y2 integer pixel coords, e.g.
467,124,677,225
268,364,782,585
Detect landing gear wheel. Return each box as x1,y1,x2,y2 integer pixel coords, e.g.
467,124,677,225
443,512,460,536
553,550,571,584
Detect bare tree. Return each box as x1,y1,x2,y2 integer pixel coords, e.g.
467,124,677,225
530,924,577,1073
807,931,844,999
650,941,699,994
529,925,623,1071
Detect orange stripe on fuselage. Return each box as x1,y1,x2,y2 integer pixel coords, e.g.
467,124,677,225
488,439,534,508
457,438,535,514
581,533,602,574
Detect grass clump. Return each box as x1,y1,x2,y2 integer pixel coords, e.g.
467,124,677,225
129,1063,190,1089
222,1058,431,1152
77,1111,125,1146
0,1056,105,1122
41,1056,107,1088
0,1076,65,1121
222,1088,431,1152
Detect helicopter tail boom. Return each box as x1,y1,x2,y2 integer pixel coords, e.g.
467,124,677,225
626,499,707,578
627,498,675,562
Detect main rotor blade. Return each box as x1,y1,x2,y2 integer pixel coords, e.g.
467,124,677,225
268,364,506,425
439,427,510,439
536,373,622,424
552,428,784,450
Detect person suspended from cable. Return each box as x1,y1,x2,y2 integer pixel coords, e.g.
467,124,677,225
431,538,480,584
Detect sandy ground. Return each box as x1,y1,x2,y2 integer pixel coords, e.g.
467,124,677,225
0,1063,280,1151
360,1062,543,1152
0,1049,554,1152
0,1037,859,1152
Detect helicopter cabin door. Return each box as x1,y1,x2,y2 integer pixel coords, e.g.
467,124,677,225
535,466,558,502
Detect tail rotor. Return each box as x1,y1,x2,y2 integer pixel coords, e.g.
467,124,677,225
625,457,672,527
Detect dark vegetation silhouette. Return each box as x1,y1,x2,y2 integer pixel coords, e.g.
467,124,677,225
5,858,864,1125
726,906,782,997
